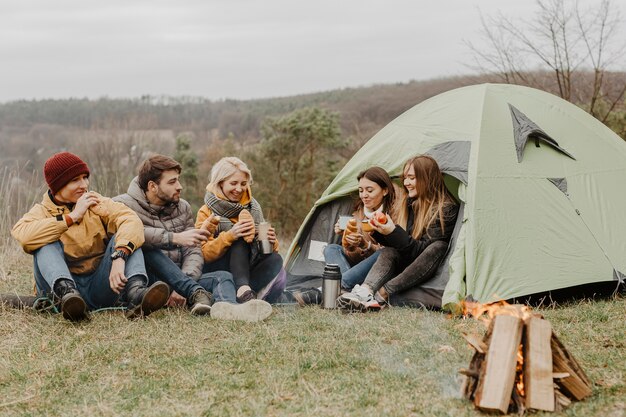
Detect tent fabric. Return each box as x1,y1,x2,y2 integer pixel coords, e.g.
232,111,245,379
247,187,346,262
285,83,626,310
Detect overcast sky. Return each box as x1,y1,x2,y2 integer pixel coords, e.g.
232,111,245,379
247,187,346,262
0,0,615,102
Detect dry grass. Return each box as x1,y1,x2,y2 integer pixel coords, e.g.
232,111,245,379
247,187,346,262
1,250,624,417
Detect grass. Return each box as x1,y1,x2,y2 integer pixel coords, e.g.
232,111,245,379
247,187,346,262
0,250,624,417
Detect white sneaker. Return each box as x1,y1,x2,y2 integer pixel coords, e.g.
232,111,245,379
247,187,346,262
210,299,273,322
337,284,381,312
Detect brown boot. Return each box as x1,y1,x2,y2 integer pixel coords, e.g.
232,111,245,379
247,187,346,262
188,288,212,316
122,278,169,320
53,279,89,321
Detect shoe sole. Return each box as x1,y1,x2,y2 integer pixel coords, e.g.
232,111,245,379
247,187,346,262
61,294,89,321
190,302,212,316
336,296,366,312
210,300,272,322
125,282,169,320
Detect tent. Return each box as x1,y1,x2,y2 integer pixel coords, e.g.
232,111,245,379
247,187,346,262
284,83,626,310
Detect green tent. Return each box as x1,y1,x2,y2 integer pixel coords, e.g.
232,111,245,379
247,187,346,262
285,83,626,310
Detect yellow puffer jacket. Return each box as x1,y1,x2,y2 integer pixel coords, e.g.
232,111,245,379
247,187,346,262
195,188,279,262
11,191,144,275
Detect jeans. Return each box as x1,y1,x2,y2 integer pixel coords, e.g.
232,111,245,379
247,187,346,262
203,239,283,293
363,241,449,296
323,243,381,290
143,249,204,299
33,238,147,310
197,271,237,303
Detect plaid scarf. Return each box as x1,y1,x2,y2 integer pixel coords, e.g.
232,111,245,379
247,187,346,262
203,191,265,235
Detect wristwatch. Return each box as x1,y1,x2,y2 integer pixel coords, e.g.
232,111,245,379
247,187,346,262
111,249,129,261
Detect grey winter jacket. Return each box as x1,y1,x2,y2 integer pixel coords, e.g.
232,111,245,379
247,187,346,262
113,177,204,279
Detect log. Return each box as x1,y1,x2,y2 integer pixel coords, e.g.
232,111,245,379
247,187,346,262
551,333,592,400
524,317,555,411
462,333,487,353
474,314,524,414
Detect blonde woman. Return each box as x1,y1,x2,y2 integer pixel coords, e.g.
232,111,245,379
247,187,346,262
196,157,283,303
338,155,459,311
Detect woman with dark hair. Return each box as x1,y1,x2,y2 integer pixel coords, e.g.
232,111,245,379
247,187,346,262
324,166,400,290
338,155,459,311
290,167,400,306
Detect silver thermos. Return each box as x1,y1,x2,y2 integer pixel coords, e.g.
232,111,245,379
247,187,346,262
321,264,342,309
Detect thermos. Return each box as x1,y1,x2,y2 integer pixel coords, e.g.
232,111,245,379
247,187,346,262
321,263,342,309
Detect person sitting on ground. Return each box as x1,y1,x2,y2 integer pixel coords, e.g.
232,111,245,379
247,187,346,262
196,157,283,303
291,166,400,305
337,155,459,311
11,151,169,321
114,154,272,321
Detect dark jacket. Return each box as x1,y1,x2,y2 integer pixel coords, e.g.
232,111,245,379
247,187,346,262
114,177,204,279
374,201,459,262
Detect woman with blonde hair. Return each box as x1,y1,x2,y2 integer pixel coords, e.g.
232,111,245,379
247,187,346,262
338,155,459,311
196,157,283,303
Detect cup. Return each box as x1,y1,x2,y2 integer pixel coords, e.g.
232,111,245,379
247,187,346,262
321,264,342,309
258,221,273,254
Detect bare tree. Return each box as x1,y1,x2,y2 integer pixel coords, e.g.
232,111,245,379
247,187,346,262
467,0,625,123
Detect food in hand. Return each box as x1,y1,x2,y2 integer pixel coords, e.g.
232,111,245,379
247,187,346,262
201,214,221,235
360,219,374,233
342,219,358,248
239,209,255,243
375,212,388,224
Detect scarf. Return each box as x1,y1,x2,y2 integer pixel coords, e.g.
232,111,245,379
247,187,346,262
203,191,265,235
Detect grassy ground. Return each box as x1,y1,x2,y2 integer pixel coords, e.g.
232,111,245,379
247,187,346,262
1,251,624,417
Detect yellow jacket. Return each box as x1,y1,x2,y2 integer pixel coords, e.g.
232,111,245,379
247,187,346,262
195,188,279,262
12,191,144,275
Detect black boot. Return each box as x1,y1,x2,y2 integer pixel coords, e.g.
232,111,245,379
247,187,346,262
121,277,169,320
53,279,89,321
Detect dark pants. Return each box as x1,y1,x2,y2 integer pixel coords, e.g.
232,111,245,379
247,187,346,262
363,241,448,303
203,239,283,293
143,248,236,303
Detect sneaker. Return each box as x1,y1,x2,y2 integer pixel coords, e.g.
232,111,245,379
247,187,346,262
188,289,212,316
291,288,322,306
210,299,272,322
337,284,381,312
236,289,256,303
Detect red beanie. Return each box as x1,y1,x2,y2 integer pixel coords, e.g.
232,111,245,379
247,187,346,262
44,152,90,195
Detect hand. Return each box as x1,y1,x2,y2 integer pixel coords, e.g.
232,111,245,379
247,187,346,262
69,192,100,223
344,232,363,247
173,229,210,246
109,258,128,294
166,291,186,307
370,215,395,235
229,219,255,240
267,226,277,246
334,221,342,235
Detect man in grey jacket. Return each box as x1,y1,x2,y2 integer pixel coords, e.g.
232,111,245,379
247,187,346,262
114,155,272,321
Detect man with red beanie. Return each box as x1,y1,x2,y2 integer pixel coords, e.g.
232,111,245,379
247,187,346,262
12,151,169,321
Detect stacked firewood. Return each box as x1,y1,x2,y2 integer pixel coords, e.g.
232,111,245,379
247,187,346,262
459,303,592,414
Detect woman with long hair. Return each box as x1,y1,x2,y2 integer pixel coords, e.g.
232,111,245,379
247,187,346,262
325,166,399,289
337,155,459,311
290,166,400,306
196,157,283,303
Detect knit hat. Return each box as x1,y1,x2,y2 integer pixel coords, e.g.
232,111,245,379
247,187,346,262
43,152,90,195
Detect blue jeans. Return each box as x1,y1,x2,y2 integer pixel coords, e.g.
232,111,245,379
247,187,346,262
197,271,237,303
323,243,381,290
143,249,204,299
33,239,147,310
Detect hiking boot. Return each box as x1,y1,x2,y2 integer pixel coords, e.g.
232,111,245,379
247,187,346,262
121,277,169,320
337,284,381,312
236,289,256,303
53,279,89,321
291,288,322,306
188,288,212,316
210,299,273,322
